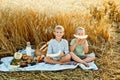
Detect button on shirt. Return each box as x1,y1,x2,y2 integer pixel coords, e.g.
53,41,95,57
47,39,69,55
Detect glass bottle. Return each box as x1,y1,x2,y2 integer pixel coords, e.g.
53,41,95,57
25,42,32,56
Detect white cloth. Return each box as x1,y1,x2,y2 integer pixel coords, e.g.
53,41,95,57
0,57,98,71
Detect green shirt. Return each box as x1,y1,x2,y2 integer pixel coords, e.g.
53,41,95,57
70,39,88,56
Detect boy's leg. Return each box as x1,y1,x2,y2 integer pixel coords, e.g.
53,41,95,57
44,56,62,64
83,53,95,62
70,52,89,66
83,56,95,62
59,54,71,63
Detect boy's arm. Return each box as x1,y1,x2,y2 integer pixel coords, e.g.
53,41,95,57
83,40,89,53
64,40,69,54
70,43,77,52
46,43,52,54
70,39,77,52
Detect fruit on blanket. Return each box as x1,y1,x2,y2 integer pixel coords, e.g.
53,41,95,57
22,54,29,60
46,51,61,58
27,59,32,64
14,52,22,59
20,61,28,68
74,34,88,39
26,56,33,63
10,58,21,65
22,54,34,64
10,58,21,68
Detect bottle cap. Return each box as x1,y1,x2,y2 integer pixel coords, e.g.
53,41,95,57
27,42,30,46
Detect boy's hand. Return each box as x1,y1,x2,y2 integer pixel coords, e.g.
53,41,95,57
75,38,86,44
82,38,86,44
75,38,79,44
60,52,65,57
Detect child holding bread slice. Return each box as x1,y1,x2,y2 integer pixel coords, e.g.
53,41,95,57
44,25,71,64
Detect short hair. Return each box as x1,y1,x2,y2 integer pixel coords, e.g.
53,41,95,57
54,25,64,31
76,27,85,33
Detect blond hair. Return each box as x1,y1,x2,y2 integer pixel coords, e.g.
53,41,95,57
76,27,85,33
54,25,64,31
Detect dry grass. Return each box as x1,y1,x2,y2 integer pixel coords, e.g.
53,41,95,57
0,0,120,80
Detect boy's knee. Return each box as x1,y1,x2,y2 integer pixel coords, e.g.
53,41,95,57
66,54,71,59
90,56,95,61
69,52,75,57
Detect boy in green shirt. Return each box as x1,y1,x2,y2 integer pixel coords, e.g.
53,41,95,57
70,27,95,66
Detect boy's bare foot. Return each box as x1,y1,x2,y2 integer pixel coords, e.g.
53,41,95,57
74,61,89,66
83,62,89,67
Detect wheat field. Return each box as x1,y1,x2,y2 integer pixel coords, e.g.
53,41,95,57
0,0,120,80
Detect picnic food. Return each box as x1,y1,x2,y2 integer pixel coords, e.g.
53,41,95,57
14,52,22,59
10,58,21,65
10,58,21,68
22,54,29,60
20,61,28,68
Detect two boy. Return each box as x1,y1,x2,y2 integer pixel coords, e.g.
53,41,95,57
44,25,95,66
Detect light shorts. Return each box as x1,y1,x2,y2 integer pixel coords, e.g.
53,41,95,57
78,52,95,60
52,56,61,61
86,52,95,57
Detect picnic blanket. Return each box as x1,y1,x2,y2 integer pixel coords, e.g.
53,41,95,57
0,49,98,71
0,57,98,71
